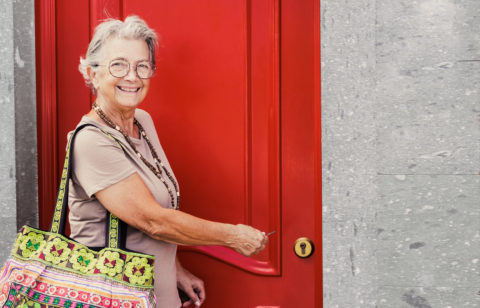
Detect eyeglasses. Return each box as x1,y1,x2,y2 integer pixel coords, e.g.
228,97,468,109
95,58,155,79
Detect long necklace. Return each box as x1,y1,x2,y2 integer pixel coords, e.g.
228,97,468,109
92,102,180,209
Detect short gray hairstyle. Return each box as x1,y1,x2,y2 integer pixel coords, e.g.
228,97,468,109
78,15,158,93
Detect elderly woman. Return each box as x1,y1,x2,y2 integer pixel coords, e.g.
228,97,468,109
69,16,268,307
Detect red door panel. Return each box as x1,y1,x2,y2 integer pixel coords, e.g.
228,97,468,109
36,0,320,306
124,0,281,276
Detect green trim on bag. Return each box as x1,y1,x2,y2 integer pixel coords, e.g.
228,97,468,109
12,226,155,289
108,214,120,249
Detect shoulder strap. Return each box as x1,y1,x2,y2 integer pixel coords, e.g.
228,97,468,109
49,123,126,250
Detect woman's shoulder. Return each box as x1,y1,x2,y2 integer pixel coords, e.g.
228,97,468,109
135,108,153,123
70,117,121,148
73,117,106,136
135,108,157,135
72,126,113,149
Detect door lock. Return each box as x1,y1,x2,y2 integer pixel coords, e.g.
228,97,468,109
294,237,314,258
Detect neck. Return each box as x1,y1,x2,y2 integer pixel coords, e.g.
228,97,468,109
90,99,138,138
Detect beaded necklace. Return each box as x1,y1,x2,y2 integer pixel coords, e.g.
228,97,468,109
92,102,180,209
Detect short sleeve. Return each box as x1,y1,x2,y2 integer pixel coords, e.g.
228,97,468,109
72,127,136,197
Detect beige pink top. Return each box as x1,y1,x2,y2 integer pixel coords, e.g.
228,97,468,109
68,109,181,308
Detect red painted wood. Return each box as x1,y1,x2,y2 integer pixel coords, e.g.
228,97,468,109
278,0,317,304
249,0,281,274
178,0,282,276
36,0,321,306
89,0,122,30
314,0,322,306
52,1,92,236
35,0,58,230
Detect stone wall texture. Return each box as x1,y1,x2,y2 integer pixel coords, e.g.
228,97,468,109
322,0,480,307
0,0,18,264
0,0,37,265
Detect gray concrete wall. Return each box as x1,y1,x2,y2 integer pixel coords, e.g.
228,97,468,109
0,0,37,264
322,0,480,307
0,0,18,264
14,0,38,229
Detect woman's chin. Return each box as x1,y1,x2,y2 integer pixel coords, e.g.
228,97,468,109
113,97,144,109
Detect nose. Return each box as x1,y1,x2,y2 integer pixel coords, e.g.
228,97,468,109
124,65,138,81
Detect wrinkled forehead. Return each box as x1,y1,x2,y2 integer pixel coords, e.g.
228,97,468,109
98,36,150,62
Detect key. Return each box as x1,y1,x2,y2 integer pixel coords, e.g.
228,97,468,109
266,231,276,237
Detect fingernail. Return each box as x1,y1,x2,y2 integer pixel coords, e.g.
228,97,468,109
195,301,201,306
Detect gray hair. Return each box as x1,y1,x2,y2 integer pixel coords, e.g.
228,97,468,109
78,15,158,93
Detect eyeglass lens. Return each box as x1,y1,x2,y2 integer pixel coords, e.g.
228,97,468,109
109,59,154,79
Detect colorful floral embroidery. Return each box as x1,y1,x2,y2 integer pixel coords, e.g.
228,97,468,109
37,282,47,292
124,257,153,286
0,279,150,308
43,237,72,265
102,298,111,306
78,291,90,302
90,294,101,305
11,226,155,288
18,232,46,258
96,251,124,277
69,248,96,273
121,302,132,308
56,287,67,297
67,289,78,299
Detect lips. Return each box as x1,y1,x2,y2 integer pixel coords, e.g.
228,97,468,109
117,86,140,93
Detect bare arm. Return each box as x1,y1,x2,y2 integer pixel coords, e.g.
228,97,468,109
95,172,267,256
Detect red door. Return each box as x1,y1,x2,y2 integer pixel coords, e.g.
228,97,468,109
36,1,321,307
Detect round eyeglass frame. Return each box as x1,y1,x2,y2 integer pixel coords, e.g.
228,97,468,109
96,59,155,79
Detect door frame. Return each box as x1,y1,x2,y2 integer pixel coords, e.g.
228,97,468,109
314,0,322,306
36,0,58,231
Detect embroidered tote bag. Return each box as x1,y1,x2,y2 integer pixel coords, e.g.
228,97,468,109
0,124,156,307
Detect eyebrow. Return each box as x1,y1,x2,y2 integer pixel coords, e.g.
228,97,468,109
110,57,150,63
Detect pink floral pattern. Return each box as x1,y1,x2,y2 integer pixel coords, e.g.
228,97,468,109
3,227,155,307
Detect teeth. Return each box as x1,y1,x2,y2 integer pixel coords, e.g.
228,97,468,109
118,87,138,92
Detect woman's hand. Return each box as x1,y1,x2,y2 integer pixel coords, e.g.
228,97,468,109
228,224,269,256
176,259,205,307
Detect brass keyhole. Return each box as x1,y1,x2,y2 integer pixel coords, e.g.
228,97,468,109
300,242,307,254
294,237,314,258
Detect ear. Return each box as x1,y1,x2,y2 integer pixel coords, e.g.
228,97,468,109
87,66,100,90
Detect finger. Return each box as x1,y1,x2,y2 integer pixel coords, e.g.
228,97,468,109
194,284,206,303
258,242,266,252
185,288,201,306
256,245,264,254
250,245,261,255
244,250,253,256
182,300,193,307
245,243,255,256
257,240,267,254
183,298,201,307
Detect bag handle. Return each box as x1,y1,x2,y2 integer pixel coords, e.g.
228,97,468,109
49,123,126,250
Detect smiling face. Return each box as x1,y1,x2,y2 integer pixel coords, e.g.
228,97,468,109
89,37,151,112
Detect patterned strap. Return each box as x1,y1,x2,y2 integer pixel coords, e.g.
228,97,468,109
49,124,125,250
